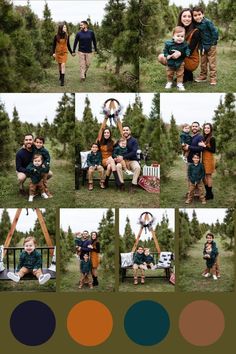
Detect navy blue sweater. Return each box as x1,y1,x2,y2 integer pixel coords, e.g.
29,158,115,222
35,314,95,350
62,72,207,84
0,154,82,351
187,133,204,163
73,30,97,53
123,136,139,161
16,148,33,174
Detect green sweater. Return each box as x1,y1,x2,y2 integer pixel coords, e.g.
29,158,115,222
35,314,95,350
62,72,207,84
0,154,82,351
163,39,190,69
203,241,218,268
86,151,102,167
26,162,48,184
188,162,205,184
133,252,145,265
17,250,42,271
112,145,127,158
80,259,92,274
195,17,218,51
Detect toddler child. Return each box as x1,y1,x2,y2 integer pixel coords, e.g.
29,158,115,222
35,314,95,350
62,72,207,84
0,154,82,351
163,26,190,91
185,153,206,204
7,236,51,284
26,154,49,202
33,136,52,197
193,6,218,85
79,253,93,289
86,143,105,191
180,123,192,163
112,137,133,175
143,248,155,270
133,246,146,285
202,232,219,280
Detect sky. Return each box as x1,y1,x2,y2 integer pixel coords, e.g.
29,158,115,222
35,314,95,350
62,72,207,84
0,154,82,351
13,0,109,24
75,93,155,122
180,208,227,224
0,208,45,233
160,93,225,125
170,0,209,6
60,208,114,233
0,93,64,124
119,209,175,240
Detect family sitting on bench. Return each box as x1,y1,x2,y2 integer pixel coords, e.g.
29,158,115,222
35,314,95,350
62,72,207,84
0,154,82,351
86,115,141,192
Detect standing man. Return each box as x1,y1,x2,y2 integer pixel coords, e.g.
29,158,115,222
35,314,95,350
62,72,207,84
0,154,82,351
116,126,141,192
16,134,52,196
72,21,97,82
183,121,204,162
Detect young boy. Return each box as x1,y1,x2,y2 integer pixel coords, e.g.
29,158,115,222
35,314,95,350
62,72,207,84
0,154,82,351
26,154,49,202
185,153,206,204
33,136,52,197
133,246,146,285
75,232,83,258
112,137,133,176
193,6,218,85
7,236,51,284
163,26,190,91
86,143,105,191
180,124,192,163
79,253,93,289
202,232,219,280
143,248,155,270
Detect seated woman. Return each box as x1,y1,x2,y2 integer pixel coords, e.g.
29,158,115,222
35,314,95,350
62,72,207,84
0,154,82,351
158,8,200,83
96,115,123,188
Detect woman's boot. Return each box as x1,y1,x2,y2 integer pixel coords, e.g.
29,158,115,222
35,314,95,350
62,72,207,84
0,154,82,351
205,185,210,200
113,171,122,187
59,71,62,81
208,187,214,199
60,73,65,86
104,175,110,188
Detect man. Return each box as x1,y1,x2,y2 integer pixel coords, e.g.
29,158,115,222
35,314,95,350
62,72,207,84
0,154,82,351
16,134,52,196
183,121,204,162
116,126,141,191
79,231,92,260
72,21,97,81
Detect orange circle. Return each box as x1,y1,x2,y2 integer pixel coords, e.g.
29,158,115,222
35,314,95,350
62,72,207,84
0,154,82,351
67,300,113,346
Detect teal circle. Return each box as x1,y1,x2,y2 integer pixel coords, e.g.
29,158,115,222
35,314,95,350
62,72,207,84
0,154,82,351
124,300,170,346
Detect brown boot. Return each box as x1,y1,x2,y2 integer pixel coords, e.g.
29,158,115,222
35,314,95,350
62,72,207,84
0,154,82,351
141,276,145,284
100,180,105,189
134,277,138,285
88,183,93,191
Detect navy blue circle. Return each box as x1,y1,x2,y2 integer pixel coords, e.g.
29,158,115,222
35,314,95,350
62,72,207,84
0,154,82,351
124,300,170,346
10,300,56,346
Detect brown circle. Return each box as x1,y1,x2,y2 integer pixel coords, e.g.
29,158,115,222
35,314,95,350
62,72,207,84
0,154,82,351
179,300,225,346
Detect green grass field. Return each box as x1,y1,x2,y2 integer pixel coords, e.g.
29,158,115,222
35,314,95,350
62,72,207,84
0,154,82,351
160,156,236,208
0,276,56,292
179,236,234,292
0,160,74,208
140,41,236,92
60,255,115,292
119,268,175,292
35,54,112,93
75,180,160,208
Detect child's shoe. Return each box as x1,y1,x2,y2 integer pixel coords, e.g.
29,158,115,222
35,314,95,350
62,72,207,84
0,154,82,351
78,283,83,289
89,284,93,289
141,276,145,284
204,273,211,278
28,195,34,202
41,192,49,199
46,192,53,198
213,275,218,280
185,198,192,204
100,181,105,189
124,169,134,176
177,83,185,91
195,76,207,82
7,272,20,282
88,183,93,191
210,79,217,86
39,273,51,285
165,81,173,89
133,277,138,285
201,199,206,205
151,265,156,270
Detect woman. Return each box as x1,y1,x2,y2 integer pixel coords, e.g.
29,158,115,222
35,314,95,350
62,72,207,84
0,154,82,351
90,232,100,286
97,115,123,188
158,8,200,82
199,123,216,199
52,22,72,86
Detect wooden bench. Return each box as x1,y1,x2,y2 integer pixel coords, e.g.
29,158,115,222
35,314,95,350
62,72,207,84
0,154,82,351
120,251,174,282
0,246,56,281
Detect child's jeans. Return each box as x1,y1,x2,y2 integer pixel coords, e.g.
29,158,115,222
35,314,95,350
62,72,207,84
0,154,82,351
88,165,104,183
79,272,93,287
133,263,145,277
29,180,46,196
166,62,185,83
187,181,205,202
199,46,217,81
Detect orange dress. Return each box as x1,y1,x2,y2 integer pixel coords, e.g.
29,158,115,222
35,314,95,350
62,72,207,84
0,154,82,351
184,28,199,71
202,141,215,174
100,144,113,167
54,35,72,63
90,242,100,268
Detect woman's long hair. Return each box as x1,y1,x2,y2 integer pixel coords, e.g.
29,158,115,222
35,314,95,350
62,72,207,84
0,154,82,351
99,127,114,150
203,123,213,145
177,8,195,37
91,232,99,246
56,22,68,42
